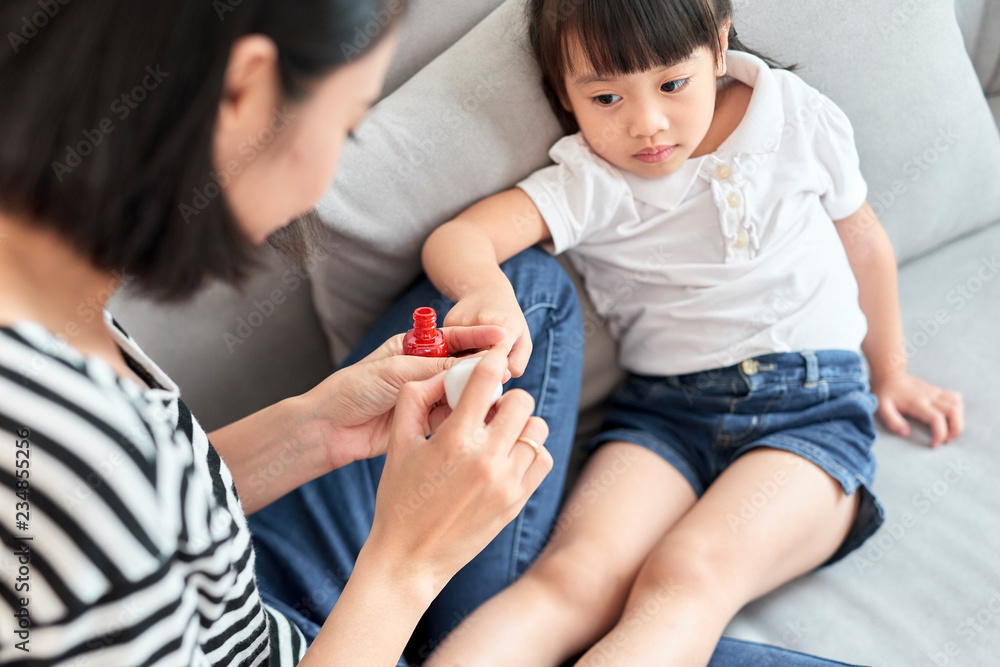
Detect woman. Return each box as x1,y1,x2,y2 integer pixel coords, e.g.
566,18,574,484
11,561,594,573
0,0,578,664
0,0,866,665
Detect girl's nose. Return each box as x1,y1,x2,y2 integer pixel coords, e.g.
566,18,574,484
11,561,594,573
629,100,668,138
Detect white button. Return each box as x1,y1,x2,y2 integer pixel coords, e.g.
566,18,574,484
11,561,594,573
727,193,741,208
741,358,760,375
734,230,748,248
716,164,731,180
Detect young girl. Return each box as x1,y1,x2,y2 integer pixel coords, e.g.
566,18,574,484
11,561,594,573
421,0,964,665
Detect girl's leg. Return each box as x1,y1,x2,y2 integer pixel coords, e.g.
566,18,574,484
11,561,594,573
576,448,860,667
426,442,699,667
250,248,583,657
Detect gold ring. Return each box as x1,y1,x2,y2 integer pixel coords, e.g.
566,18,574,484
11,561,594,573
516,436,542,458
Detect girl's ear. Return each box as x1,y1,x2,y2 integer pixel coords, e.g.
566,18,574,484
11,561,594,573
558,87,574,113
716,18,732,77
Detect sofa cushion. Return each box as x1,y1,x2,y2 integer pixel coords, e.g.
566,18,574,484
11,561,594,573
733,0,1000,263
311,0,1000,376
725,220,1000,666
109,254,335,432
381,0,505,97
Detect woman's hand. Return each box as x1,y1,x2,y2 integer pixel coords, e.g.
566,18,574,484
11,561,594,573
444,283,532,377
303,349,553,667
873,372,964,448
305,325,511,470
364,348,553,596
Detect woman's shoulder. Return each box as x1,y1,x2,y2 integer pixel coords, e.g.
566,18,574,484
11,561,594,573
0,320,167,458
0,318,232,570
0,319,256,660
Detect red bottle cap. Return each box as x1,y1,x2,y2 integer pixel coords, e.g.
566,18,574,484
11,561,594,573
403,307,449,357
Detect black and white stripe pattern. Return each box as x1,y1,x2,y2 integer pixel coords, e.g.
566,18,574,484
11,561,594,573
0,313,306,666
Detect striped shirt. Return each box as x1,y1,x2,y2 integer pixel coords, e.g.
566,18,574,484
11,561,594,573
0,312,308,665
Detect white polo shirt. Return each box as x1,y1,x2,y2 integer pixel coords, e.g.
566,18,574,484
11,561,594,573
517,51,869,376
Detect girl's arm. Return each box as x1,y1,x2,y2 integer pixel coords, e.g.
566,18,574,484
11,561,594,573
834,202,964,447
422,188,551,376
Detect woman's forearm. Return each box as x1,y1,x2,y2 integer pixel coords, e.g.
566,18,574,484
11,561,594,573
300,541,438,666
208,393,335,514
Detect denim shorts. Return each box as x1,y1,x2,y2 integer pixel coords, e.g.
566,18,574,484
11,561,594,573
590,350,885,565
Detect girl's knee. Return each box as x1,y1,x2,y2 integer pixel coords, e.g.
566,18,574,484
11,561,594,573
631,532,735,604
527,540,634,614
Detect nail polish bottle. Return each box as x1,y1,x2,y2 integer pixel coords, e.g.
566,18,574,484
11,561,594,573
403,307,448,357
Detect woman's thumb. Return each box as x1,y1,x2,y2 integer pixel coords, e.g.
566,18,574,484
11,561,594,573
392,373,447,437
380,355,454,387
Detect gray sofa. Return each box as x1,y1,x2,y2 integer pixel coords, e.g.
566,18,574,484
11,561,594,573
110,1,1000,665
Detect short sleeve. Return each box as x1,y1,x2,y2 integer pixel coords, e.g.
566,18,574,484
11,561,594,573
516,133,637,254
811,94,868,221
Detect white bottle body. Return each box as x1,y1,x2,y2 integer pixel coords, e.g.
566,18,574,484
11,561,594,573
444,357,504,409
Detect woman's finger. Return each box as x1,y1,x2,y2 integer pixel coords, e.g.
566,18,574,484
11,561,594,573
506,415,549,473
356,333,406,364
390,373,447,447
427,403,452,434
360,325,506,368
486,388,537,446
448,349,510,428
518,440,554,501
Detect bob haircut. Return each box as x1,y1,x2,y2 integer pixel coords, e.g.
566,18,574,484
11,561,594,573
527,0,794,134
0,0,404,301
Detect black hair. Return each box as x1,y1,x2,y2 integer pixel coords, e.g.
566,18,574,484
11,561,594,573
528,0,795,134
0,0,404,301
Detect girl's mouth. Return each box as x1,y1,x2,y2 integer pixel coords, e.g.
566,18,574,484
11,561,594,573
634,145,677,164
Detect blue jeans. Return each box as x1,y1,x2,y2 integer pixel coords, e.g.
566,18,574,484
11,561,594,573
249,248,867,667
593,350,884,565
249,248,584,661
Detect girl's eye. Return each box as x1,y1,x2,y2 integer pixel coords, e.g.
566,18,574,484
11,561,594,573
661,78,691,93
594,94,622,106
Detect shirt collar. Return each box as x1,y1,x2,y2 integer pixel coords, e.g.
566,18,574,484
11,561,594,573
621,50,785,212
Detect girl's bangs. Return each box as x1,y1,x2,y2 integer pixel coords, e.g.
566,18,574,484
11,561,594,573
558,0,722,78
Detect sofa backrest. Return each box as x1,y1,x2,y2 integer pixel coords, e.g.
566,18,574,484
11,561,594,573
110,0,1000,434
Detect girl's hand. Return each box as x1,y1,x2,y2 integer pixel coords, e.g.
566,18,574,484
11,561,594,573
365,348,553,596
444,285,532,377
305,325,510,469
872,372,964,448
